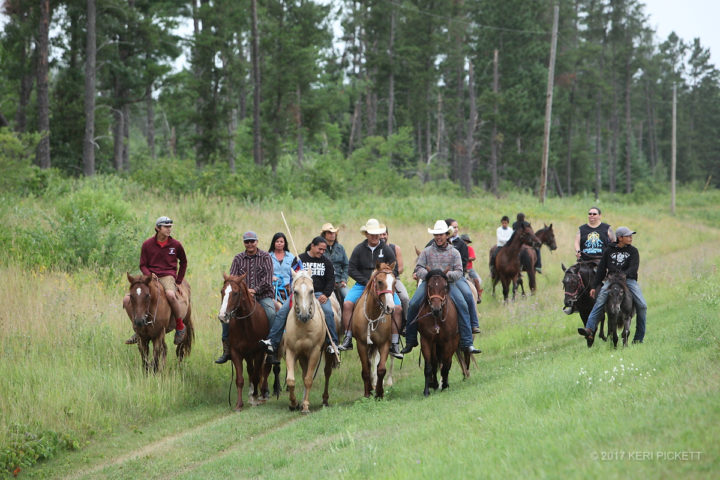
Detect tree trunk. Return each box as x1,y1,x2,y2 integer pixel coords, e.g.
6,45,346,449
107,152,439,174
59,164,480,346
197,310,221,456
113,108,124,171
387,4,396,138
146,83,156,159
16,35,34,133
463,61,477,193
624,59,632,194
296,86,304,167
594,101,602,200
228,106,237,172
36,0,51,168
250,0,262,166
82,0,97,176
490,49,499,196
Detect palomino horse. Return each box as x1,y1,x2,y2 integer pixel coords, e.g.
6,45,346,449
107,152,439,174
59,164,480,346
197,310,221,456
518,223,557,294
351,262,397,398
561,262,605,341
282,269,337,413
125,273,194,373
417,270,469,396
604,272,635,348
491,223,541,301
218,273,273,411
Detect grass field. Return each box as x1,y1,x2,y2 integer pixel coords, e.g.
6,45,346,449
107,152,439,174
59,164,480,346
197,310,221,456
1,188,719,479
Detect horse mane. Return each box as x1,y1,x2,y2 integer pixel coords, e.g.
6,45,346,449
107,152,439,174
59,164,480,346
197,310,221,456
425,269,448,282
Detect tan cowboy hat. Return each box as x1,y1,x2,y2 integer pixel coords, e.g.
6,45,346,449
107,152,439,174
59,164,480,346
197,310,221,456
321,222,339,233
360,218,386,235
428,220,453,235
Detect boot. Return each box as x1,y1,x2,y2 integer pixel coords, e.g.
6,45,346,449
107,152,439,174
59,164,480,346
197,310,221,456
390,343,404,359
400,343,415,354
125,333,138,345
465,345,482,354
215,339,231,364
338,333,353,351
265,352,280,365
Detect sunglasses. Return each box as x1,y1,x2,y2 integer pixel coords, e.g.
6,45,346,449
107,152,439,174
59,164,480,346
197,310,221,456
588,212,599,216
244,239,257,244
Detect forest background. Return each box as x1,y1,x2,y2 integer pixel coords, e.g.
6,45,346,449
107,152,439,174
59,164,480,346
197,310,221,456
2,0,720,198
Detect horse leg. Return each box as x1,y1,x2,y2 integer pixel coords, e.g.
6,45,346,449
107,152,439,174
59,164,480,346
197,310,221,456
273,364,281,399
529,269,536,294
357,343,372,398
322,351,333,407
138,337,150,373
421,341,432,396
440,349,452,390
260,362,270,400
253,352,267,405
232,356,245,411
302,350,321,414
374,346,389,399
157,336,168,373
286,349,299,411
501,279,510,302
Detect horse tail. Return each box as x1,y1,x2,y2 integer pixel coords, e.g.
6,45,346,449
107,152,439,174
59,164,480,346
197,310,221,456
176,313,194,358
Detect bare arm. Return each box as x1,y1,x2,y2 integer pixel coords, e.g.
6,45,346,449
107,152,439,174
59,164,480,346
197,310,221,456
607,227,616,243
395,245,404,275
574,231,581,259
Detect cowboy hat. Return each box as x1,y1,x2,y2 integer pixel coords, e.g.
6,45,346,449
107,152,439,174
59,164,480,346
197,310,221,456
360,218,386,235
428,220,453,235
321,222,339,233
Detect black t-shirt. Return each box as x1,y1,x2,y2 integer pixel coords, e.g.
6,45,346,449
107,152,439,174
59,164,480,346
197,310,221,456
579,222,611,260
298,252,335,297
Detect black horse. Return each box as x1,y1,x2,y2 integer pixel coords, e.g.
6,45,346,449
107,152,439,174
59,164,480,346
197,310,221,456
562,262,606,342
604,272,635,348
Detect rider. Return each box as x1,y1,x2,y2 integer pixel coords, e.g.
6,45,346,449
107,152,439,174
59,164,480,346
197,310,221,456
320,223,349,304
460,233,483,304
337,218,404,359
123,216,187,346
269,232,297,301
401,220,482,355
444,219,480,333
490,215,512,278
578,226,647,346
575,206,616,263
215,231,277,364
379,227,411,331
261,236,340,365
513,213,542,273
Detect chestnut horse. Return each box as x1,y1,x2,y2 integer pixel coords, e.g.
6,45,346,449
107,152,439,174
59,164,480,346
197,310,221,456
417,270,469,396
518,223,558,294
350,262,397,398
605,272,635,348
125,273,194,373
281,269,337,413
218,273,274,411
491,223,541,301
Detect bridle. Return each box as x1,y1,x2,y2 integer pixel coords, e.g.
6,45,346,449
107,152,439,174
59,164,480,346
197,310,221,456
363,268,395,328
224,280,258,320
564,268,590,303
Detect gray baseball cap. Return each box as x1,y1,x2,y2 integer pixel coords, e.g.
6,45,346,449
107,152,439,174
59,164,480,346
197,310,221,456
242,231,258,241
615,226,636,237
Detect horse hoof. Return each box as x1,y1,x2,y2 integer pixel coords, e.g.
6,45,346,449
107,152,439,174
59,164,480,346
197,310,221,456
423,391,430,397
301,408,310,415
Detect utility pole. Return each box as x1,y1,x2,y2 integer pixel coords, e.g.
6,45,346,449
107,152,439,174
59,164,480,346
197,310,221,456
539,4,559,204
671,83,677,214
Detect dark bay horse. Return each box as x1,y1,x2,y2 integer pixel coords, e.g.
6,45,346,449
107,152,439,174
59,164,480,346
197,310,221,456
125,273,194,373
218,273,277,411
562,262,605,341
492,223,541,301
350,262,396,398
417,270,468,396
605,272,635,348
518,223,557,294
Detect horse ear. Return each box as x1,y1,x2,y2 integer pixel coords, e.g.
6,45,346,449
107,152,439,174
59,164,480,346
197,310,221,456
143,275,152,285
414,246,421,257
549,223,552,228
561,263,566,272
223,272,229,281
291,269,299,280
388,261,396,272
127,272,133,283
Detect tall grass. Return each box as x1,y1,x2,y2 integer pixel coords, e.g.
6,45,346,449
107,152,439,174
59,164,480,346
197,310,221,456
1,184,719,478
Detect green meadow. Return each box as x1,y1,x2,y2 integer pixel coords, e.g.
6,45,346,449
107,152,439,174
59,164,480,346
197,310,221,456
1,182,719,479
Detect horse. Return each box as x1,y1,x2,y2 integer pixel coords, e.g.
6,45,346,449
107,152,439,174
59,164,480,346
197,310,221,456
518,223,557,293
125,273,194,373
416,270,469,396
281,269,337,413
218,273,276,411
604,272,635,348
491,223,541,301
350,262,397,398
561,262,605,341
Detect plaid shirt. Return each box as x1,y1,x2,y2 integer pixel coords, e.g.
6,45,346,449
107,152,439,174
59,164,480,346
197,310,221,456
229,249,274,300
414,241,463,283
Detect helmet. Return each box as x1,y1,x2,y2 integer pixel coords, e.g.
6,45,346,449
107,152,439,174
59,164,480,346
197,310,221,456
155,216,173,227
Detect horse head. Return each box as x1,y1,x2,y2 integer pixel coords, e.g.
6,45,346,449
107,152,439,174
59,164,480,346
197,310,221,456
561,264,582,314
425,269,449,318
519,223,542,249
540,223,557,251
218,273,251,323
126,272,155,327
372,262,397,316
605,272,628,316
291,269,315,323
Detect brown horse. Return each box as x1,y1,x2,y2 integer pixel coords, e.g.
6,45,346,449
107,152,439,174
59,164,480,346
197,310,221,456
218,273,272,411
491,223,541,301
518,223,557,294
417,270,468,396
125,273,194,373
351,262,397,398
281,269,337,413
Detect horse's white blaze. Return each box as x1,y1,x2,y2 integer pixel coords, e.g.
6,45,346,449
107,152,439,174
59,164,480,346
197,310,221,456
136,287,142,296
219,284,232,319
383,274,396,307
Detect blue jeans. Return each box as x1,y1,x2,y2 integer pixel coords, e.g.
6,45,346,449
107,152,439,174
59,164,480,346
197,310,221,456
405,281,474,349
267,293,338,349
455,277,480,329
585,279,647,342
221,297,276,341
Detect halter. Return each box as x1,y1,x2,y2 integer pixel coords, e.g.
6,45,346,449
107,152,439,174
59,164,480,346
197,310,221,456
425,276,449,333
225,280,258,320
363,269,394,339
564,268,590,302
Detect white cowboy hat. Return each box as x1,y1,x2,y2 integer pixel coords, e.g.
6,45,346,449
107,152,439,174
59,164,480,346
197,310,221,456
321,222,339,233
360,218,386,235
428,220,453,235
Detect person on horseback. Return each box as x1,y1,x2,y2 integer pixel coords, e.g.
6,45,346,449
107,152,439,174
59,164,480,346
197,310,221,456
575,206,616,263
337,218,404,359
512,213,542,273
123,216,187,346
261,236,340,365
578,226,648,346
215,231,277,364
268,232,298,302
401,220,482,355
444,219,481,332
460,233,483,304
320,223,349,304
489,215,512,279
379,227,411,332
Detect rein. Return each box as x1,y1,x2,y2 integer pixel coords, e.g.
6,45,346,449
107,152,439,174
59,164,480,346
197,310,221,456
226,282,259,320
564,270,589,300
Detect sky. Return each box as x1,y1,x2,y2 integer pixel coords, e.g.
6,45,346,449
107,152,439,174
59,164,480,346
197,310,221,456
642,0,720,66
